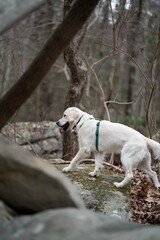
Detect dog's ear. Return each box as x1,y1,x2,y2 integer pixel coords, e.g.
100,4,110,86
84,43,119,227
73,112,79,120
68,109,79,123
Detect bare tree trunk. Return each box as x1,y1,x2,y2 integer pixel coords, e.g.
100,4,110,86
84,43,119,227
125,0,142,116
147,16,160,135
107,0,126,101
0,0,100,130
62,0,88,160
155,19,160,113
99,0,126,119
139,0,149,118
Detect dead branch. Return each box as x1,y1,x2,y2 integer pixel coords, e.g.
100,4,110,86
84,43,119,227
103,162,124,173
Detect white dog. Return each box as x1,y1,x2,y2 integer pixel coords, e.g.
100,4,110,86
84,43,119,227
56,107,160,188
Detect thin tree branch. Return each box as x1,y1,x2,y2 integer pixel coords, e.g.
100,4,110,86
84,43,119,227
84,55,111,121
96,41,152,88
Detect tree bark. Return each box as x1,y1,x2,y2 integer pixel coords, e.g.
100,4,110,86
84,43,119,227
99,0,126,119
125,0,142,116
107,0,126,102
62,0,88,160
0,0,100,130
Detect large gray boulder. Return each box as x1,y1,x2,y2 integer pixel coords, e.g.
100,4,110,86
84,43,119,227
0,137,84,214
2,122,62,159
0,208,160,240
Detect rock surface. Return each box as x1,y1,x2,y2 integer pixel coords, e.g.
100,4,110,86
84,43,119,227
0,137,84,214
0,134,160,240
55,163,130,220
0,208,160,240
2,122,62,159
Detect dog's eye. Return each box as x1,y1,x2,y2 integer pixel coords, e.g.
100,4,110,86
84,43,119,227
63,114,66,117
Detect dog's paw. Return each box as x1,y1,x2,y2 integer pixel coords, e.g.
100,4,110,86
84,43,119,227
62,166,72,173
89,171,98,177
155,183,160,189
113,182,122,188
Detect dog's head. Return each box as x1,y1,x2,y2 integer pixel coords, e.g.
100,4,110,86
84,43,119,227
56,107,83,132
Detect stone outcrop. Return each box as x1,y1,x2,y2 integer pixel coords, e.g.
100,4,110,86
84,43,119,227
0,134,160,240
54,163,130,220
2,122,62,159
1,208,160,240
0,137,84,214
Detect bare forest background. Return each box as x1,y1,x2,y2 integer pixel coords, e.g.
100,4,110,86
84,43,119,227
0,0,160,138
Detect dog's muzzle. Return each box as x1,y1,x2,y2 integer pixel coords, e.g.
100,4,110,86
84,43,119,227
56,121,70,132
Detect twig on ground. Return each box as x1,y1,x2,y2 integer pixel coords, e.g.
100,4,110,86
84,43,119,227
103,162,123,173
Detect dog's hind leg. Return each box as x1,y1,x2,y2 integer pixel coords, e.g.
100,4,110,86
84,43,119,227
113,167,133,188
62,147,90,173
138,152,160,188
113,146,134,188
89,152,104,177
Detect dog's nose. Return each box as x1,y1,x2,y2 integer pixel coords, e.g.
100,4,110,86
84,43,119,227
56,121,60,126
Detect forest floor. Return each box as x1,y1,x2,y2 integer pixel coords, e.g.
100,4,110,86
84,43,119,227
103,163,160,224
53,160,160,224
129,168,160,224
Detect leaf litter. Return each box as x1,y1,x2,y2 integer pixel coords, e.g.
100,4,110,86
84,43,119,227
129,169,160,224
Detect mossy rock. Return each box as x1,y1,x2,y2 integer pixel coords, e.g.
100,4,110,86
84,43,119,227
55,163,131,220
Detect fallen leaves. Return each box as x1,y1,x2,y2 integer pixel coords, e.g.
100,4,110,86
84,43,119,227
129,169,160,224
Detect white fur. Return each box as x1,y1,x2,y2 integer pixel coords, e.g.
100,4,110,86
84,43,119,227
57,107,160,188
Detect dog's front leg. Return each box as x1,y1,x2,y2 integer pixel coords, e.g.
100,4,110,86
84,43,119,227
62,147,90,173
89,152,104,177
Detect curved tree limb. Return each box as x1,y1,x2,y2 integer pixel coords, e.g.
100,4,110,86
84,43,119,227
0,0,100,130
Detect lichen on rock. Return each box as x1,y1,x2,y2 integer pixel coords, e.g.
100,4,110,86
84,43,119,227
55,163,131,220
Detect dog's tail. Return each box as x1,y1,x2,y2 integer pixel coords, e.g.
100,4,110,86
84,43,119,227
145,137,160,160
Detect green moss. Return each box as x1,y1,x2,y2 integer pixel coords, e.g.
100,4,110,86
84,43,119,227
55,163,131,219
